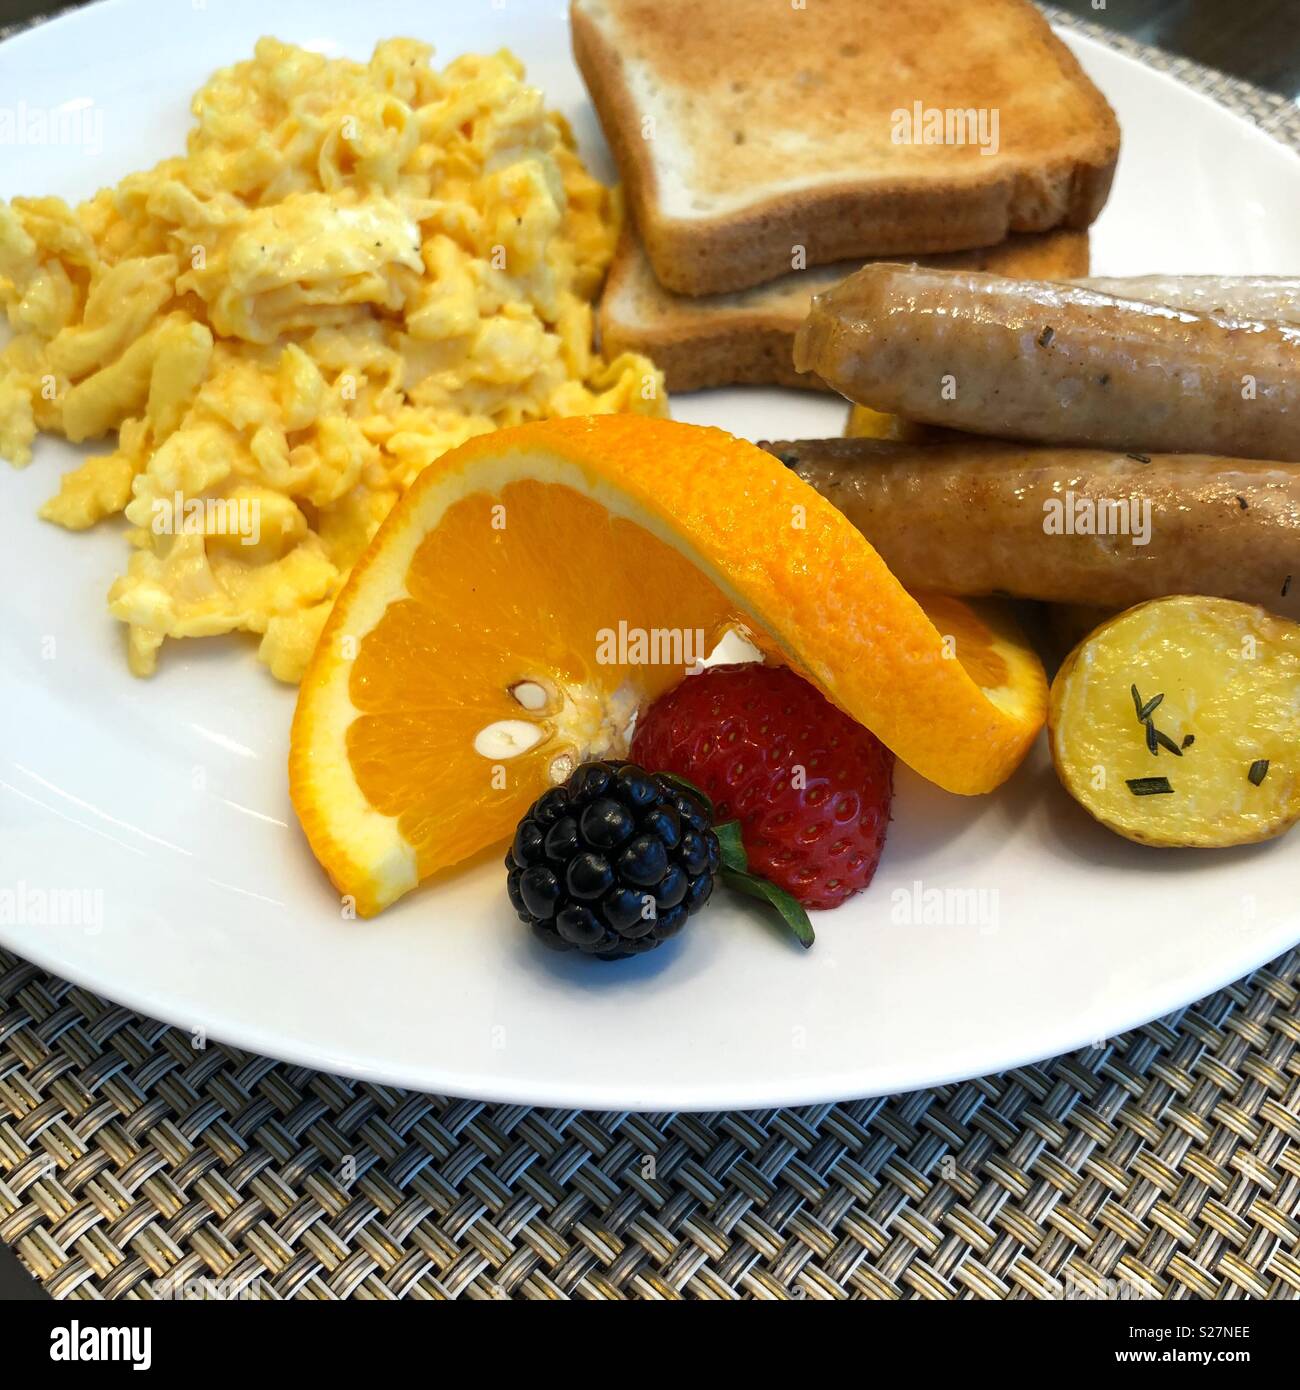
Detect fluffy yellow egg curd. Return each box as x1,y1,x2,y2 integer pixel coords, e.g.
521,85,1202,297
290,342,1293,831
0,37,663,679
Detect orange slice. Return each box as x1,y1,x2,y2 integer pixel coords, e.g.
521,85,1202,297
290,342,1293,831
909,591,1050,738
290,416,1047,915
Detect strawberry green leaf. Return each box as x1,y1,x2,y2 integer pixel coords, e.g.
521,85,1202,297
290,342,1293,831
655,771,715,821
722,868,815,950
713,819,748,874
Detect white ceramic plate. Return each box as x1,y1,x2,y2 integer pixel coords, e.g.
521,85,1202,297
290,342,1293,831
2,0,1298,1110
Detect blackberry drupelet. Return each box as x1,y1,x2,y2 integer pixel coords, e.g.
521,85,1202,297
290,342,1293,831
506,760,721,959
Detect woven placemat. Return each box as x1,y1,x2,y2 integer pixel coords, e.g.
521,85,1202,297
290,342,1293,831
2,5,1299,1301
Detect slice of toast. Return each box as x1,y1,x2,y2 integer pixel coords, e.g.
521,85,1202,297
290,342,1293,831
600,228,1091,392
572,0,1118,296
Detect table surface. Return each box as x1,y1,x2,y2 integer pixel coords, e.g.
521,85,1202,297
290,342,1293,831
1055,0,1300,101
0,0,1298,1302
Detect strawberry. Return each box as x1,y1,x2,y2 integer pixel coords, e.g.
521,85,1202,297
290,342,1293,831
631,663,894,910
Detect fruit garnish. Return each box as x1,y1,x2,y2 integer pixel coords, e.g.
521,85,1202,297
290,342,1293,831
632,662,894,910
904,591,1049,755
508,759,813,958
507,760,719,958
290,416,1045,916
706,819,816,949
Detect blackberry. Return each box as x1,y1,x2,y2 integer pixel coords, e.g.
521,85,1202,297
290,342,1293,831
506,760,719,959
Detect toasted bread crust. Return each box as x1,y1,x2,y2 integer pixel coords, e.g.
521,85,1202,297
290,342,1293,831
572,0,1119,296
600,228,1091,393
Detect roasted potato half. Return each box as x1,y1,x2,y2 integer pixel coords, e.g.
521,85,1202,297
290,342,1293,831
1049,596,1300,847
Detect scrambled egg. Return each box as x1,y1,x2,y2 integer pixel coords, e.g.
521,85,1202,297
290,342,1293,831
0,38,664,680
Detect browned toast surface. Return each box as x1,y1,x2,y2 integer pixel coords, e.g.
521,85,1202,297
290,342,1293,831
572,0,1118,294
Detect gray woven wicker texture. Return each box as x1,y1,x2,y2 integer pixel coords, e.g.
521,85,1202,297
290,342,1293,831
2,3,1300,1301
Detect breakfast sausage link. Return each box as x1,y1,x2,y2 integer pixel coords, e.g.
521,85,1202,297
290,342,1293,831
1073,274,1300,327
763,436,1300,614
793,265,1300,462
